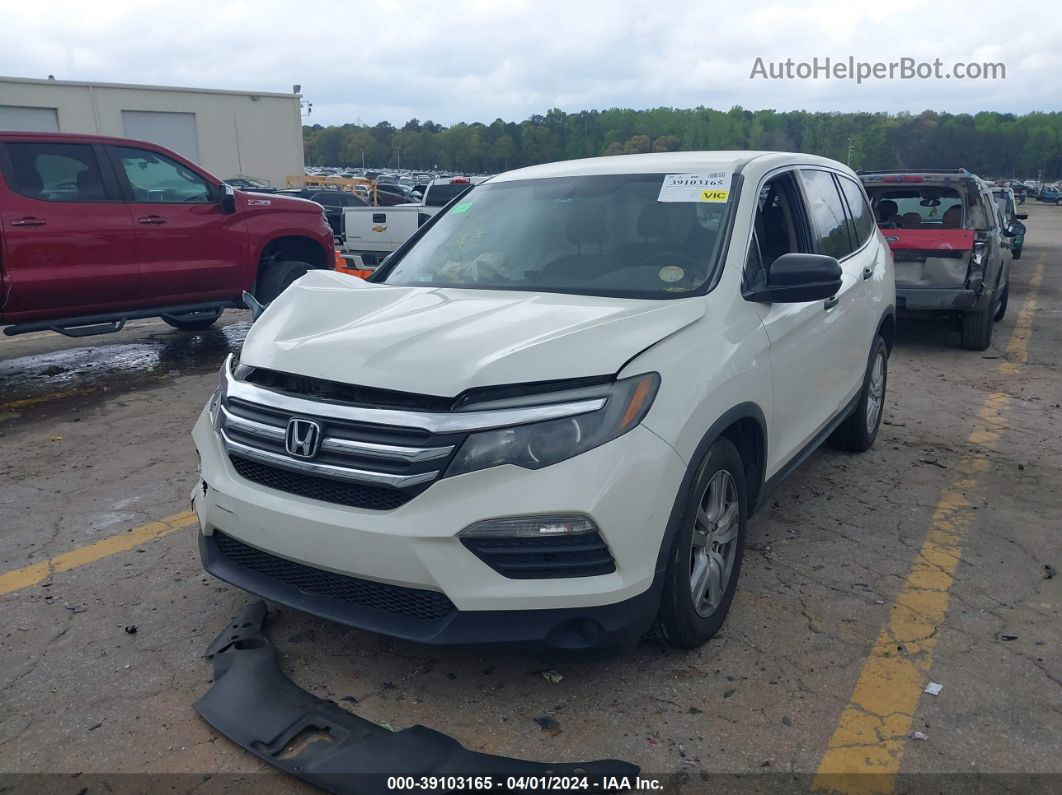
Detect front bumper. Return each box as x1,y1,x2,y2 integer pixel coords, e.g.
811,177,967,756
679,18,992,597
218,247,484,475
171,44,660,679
896,287,979,311
201,532,662,650
192,408,685,648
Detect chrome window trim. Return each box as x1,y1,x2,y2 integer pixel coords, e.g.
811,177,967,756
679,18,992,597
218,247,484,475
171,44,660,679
222,356,606,433
220,430,439,488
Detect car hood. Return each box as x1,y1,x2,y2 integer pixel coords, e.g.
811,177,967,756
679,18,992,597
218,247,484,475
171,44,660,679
241,192,322,213
239,270,706,396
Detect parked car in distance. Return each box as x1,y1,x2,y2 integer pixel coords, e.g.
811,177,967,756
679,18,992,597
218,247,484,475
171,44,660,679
224,176,277,193
861,168,1012,350
193,151,895,656
0,132,336,336
993,187,1028,259
277,187,368,239
1038,185,1062,205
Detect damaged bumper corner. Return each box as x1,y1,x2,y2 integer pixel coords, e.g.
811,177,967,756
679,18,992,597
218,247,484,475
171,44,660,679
194,601,640,794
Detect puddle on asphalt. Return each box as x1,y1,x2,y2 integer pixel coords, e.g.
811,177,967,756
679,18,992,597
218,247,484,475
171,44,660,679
0,321,250,407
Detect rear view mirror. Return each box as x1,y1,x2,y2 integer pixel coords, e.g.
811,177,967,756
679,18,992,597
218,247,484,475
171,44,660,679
221,184,237,215
746,253,842,303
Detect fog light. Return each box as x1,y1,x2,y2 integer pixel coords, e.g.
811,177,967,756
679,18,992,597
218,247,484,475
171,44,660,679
458,514,598,538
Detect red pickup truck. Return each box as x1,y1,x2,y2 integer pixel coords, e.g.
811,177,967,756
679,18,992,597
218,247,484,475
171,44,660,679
0,132,335,337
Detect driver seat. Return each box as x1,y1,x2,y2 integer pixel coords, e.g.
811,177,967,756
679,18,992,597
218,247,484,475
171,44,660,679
541,206,614,283
619,203,675,267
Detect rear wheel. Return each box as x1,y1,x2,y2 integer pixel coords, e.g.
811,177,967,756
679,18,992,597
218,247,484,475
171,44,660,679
960,302,994,350
161,308,222,331
256,260,312,303
655,437,747,649
994,283,1009,322
828,335,888,452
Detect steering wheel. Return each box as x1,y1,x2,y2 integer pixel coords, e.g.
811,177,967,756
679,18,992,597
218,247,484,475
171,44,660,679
640,251,701,287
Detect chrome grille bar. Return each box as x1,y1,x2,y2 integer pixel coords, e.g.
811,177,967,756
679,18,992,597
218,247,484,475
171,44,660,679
320,436,454,463
220,405,453,463
220,431,439,488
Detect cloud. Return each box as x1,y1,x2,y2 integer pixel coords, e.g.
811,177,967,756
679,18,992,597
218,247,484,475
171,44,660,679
1,0,1058,125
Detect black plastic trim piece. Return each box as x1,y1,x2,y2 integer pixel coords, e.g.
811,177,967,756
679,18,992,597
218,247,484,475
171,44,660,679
462,532,617,579
195,602,639,794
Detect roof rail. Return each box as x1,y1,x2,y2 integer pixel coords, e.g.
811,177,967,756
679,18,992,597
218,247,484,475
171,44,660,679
856,168,973,176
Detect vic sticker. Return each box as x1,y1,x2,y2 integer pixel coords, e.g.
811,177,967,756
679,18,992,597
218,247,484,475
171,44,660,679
658,172,731,203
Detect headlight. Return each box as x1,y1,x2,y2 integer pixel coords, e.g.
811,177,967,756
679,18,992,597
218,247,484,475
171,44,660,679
445,373,659,477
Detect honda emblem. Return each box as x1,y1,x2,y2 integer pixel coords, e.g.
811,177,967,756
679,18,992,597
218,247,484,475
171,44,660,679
285,418,321,459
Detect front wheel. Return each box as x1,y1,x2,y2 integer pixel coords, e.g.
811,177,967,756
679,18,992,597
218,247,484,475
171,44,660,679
654,437,747,649
256,260,313,304
828,335,888,452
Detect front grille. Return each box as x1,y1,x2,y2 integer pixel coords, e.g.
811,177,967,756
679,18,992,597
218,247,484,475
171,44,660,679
230,455,411,511
462,532,616,579
214,531,455,621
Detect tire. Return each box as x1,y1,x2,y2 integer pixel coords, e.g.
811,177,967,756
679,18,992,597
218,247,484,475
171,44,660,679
161,309,222,331
1012,247,1022,260
960,302,994,350
256,260,312,304
828,335,888,453
994,283,1009,322
654,437,747,649
1056,198,1062,206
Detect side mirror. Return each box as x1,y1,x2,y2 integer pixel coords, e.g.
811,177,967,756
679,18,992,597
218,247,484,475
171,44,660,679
242,291,265,321
1016,213,1028,220
746,253,842,303
220,184,237,215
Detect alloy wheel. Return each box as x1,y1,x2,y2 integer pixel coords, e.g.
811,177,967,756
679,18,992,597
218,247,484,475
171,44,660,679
865,350,886,435
689,470,740,618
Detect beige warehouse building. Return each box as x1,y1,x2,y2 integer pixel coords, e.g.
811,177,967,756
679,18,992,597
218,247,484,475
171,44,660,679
0,76,305,187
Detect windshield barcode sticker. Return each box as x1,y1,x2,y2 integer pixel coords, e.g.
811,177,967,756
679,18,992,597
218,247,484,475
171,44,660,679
658,172,731,203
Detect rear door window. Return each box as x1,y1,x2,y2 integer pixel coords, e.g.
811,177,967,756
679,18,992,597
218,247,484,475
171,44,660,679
4,142,112,202
838,176,875,248
800,169,854,259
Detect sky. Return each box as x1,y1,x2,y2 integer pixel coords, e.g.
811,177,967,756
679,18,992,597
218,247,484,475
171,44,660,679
1,0,1059,127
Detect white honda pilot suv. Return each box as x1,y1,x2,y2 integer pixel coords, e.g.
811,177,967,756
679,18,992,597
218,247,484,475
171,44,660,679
193,152,895,655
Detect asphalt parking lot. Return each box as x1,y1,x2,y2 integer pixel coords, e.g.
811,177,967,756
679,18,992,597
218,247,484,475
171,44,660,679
1,206,1060,793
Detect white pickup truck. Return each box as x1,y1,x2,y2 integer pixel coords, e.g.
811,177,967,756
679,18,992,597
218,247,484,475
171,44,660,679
342,176,485,266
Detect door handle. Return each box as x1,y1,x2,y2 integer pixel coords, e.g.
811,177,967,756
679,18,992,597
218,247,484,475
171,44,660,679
862,265,875,280
824,295,840,310
11,216,45,227
137,215,167,225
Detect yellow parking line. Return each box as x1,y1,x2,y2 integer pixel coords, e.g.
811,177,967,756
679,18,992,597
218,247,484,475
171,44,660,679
0,510,196,595
1000,259,1045,373
814,257,1044,794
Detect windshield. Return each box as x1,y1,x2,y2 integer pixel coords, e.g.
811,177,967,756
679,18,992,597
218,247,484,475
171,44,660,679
381,174,732,298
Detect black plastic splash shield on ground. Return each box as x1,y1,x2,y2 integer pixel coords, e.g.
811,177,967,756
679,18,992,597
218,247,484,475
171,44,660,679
194,601,640,794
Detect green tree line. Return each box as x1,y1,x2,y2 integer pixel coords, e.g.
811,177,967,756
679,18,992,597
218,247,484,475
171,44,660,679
304,107,1062,178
